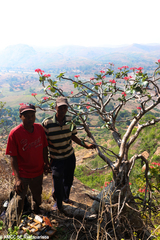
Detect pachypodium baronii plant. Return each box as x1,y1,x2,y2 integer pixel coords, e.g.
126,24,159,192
34,61,160,199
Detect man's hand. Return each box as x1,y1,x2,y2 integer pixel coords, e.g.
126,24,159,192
44,163,51,175
86,143,96,149
14,179,24,194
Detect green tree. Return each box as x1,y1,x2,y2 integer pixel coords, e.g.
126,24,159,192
33,62,160,239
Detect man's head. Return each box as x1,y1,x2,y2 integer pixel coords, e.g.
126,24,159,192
56,97,68,108
19,104,36,128
19,104,36,115
55,97,68,119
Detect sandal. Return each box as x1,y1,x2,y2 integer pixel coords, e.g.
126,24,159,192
63,199,74,205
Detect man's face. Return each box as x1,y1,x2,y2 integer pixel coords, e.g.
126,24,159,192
56,105,68,119
20,111,36,128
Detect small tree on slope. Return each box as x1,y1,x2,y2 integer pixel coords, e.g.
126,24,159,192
34,62,160,239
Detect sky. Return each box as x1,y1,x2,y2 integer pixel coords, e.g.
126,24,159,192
0,0,160,50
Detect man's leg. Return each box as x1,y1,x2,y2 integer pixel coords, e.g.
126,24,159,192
5,179,28,229
29,174,43,213
51,159,64,210
63,154,76,202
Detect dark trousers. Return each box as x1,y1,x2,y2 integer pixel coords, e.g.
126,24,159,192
5,174,43,229
51,153,76,210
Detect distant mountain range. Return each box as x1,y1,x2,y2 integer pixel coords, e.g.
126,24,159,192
0,43,160,71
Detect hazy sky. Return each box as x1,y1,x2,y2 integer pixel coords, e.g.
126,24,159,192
0,0,160,50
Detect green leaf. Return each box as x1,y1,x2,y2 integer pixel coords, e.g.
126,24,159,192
95,74,102,79
39,76,45,82
56,72,66,79
73,82,78,88
70,123,74,131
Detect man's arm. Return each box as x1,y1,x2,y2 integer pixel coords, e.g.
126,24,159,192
11,156,24,194
71,135,96,149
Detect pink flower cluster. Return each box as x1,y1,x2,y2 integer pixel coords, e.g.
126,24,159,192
42,96,49,100
151,162,160,166
44,74,51,78
35,69,44,75
109,79,116,84
137,106,141,110
74,75,80,78
100,70,105,73
122,92,127,97
31,93,37,96
136,67,144,74
96,82,102,86
138,188,148,193
124,76,132,81
130,67,137,70
86,102,90,109
104,181,110,187
118,66,129,70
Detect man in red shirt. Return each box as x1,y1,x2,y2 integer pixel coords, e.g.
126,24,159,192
5,104,50,229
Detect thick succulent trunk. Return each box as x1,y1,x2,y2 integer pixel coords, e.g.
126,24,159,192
90,181,151,239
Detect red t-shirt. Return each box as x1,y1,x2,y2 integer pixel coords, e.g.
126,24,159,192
6,123,48,178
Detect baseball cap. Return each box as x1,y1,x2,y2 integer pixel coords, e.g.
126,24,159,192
19,104,36,114
56,97,68,107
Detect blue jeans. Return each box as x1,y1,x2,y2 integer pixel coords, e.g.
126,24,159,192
51,153,76,210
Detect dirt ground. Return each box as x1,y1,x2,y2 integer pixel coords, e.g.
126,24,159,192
0,148,99,239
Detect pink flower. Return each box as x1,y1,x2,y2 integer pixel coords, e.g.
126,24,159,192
151,162,157,165
150,166,154,169
118,67,123,70
137,67,143,71
35,68,42,73
19,103,24,105
44,74,51,78
96,82,102,86
35,69,44,75
109,79,116,84
124,76,130,81
129,182,132,185
100,70,105,73
105,181,109,187
122,66,129,69
128,76,132,78
101,186,103,188
48,88,51,90
74,75,80,78
86,106,90,109
102,76,106,79
122,92,127,97
90,77,94,80
158,59,160,63
31,93,37,96
42,96,49,100
71,91,73,94
92,189,95,191
137,107,141,110
130,67,137,70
